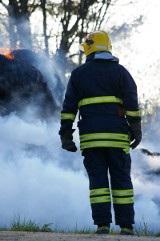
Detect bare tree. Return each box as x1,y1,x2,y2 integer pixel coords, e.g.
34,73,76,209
54,0,112,72
7,0,32,49
0,0,112,59
40,0,49,55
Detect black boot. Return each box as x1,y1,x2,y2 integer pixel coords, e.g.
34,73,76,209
120,225,134,235
96,224,110,234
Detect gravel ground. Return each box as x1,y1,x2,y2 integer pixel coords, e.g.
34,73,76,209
0,231,160,241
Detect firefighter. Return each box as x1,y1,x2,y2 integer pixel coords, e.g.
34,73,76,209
59,30,142,235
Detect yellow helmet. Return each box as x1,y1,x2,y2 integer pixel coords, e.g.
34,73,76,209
80,30,112,56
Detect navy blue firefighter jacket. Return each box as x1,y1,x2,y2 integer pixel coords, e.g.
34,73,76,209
59,53,141,153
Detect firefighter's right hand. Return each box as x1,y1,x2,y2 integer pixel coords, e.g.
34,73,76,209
129,121,142,149
60,129,77,152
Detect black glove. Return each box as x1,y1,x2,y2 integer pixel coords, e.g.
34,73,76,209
129,121,142,149
60,129,77,152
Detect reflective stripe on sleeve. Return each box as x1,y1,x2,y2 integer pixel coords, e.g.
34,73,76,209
125,110,141,117
78,96,123,108
61,113,76,121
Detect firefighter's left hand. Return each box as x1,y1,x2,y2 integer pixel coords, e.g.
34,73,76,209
60,129,77,152
129,121,142,149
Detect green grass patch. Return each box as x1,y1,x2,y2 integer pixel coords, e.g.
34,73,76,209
0,216,160,237
9,216,53,232
133,217,158,237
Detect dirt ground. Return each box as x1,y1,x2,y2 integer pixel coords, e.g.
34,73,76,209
0,231,160,241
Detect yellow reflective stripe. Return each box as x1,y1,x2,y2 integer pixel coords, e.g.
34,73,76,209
78,96,123,107
123,149,130,154
113,197,134,204
90,196,111,204
90,188,110,196
80,141,130,150
80,133,129,142
125,110,141,117
112,189,134,196
61,113,76,121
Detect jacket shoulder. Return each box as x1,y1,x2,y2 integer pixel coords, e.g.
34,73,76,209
72,63,88,73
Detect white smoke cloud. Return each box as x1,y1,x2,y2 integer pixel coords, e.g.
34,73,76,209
0,113,160,232
131,145,160,231
0,114,92,230
0,0,160,233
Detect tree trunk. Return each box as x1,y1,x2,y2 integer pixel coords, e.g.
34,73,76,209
40,0,49,55
8,0,32,49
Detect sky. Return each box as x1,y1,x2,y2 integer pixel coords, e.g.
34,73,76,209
0,0,160,233
105,0,160,103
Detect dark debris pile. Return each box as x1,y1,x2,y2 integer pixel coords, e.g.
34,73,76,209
0,49,58,120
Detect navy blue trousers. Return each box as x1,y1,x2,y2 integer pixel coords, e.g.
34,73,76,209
83,148,135,226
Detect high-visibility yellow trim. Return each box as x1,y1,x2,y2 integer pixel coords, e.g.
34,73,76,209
112,189,134,196
80,141,130,150
112,197,134,204
123,149,130,154
61,113,76,121
125,110,141,117
90,188,110,196
80,133,129,142
90,196,111,204
78,96,123,108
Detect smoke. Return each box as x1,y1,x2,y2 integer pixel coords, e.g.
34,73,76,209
0,111,160,232
0,52,160,231
0,114,92,230
9,49,66,107
131,148,160,231
0,0,160,233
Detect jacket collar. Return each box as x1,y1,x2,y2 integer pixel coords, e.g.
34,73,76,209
86,52,119,63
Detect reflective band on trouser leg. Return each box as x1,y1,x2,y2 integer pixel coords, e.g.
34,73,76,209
61,113,76,121
78,96,123,108
125,110,141,117
90,188,111,204
112,189,134,204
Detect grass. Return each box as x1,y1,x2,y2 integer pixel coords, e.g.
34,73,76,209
0,216,53,232
134,218,160,237
0,216,160,237
134,223,155,237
